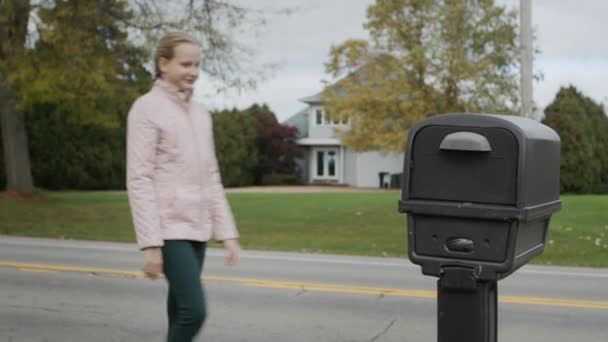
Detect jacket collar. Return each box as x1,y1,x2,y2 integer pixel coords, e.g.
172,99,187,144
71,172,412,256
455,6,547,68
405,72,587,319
153,79,193,108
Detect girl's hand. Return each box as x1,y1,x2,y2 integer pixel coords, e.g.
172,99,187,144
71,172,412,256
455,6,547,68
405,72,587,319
223,239,241,265
143,247,163,279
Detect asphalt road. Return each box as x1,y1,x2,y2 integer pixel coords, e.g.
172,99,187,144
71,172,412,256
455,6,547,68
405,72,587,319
1,236,607,342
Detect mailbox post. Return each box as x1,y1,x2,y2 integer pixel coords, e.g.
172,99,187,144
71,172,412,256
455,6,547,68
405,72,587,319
398,113,561,342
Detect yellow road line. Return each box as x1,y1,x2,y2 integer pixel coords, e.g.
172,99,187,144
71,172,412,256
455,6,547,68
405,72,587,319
0,261,147,279
206,275,437,298
1,261,607,310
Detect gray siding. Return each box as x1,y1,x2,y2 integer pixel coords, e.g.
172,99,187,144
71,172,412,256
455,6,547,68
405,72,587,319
343,147,358,186
295,146,310,183
355,152,404,188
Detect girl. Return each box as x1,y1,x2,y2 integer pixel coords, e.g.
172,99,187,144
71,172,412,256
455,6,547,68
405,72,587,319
126,32,240,342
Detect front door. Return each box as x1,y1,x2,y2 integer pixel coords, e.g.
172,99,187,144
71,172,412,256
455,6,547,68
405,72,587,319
314,148,339,181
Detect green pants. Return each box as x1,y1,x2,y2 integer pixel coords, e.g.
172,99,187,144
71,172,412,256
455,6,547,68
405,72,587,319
162,240,207,342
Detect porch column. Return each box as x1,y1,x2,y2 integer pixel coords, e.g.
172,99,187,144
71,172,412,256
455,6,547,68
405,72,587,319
309,147,315,184
340,145,345,184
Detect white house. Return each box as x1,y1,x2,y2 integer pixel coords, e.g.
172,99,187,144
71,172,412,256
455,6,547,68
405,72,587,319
284,91,404,188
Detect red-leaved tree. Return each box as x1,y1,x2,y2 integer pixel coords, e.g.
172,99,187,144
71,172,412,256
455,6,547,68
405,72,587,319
246,104,301,185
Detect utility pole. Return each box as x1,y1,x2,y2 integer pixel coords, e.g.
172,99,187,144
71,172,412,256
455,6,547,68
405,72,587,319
520,0,533,118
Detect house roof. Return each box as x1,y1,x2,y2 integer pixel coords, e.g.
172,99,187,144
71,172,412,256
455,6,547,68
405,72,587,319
299,91,323,104
283,107,308,124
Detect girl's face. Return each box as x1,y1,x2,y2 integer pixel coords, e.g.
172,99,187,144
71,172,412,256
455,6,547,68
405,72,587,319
158,43,201,92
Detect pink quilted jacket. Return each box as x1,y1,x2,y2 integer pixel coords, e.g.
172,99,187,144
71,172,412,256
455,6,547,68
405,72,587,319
126,79,239,250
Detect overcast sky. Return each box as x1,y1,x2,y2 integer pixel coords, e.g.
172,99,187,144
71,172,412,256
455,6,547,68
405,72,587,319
194,0,608,122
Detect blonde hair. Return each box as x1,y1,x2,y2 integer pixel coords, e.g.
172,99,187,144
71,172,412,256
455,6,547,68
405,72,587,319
154,32,200,78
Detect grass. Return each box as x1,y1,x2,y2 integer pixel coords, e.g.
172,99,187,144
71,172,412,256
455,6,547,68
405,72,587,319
534,194,608,267
0,191,606,267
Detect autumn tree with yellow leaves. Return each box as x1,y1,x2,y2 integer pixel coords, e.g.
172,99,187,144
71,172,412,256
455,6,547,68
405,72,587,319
323,0,520,152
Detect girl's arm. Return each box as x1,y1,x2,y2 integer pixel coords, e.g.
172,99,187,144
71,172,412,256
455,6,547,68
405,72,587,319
126,102,164,250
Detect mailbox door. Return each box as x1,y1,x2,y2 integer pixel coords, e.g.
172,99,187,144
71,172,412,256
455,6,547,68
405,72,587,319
412,215,511,262
409,126,518,205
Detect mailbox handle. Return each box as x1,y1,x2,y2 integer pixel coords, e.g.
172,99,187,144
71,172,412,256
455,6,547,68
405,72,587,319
439,132,492,152
445,237,475,254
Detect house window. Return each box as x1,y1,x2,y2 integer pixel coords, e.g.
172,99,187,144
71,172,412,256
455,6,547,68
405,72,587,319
328,151,336,176
316,109,323,125
317,151,325,176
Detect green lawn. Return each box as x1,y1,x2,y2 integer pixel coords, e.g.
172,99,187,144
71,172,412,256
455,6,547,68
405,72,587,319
0,191,606,267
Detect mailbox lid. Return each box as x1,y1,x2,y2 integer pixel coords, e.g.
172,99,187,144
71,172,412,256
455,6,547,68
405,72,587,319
408,125,518,205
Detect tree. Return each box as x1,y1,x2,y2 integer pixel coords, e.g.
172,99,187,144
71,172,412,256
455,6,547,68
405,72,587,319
12,0,148,127
322,0,520,152
211,108,258,187
129,0,271,91
0,0,34,192
0,0,271,192
26,108,135,190
1,0,150,191
542,86,608,193
245,104,300,184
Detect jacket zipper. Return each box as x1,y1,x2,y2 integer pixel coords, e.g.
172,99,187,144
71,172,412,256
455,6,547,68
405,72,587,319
183,104,206,230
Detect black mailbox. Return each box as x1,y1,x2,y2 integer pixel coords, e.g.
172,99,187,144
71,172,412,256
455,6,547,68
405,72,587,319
398,113,562,342
399,113,561,280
